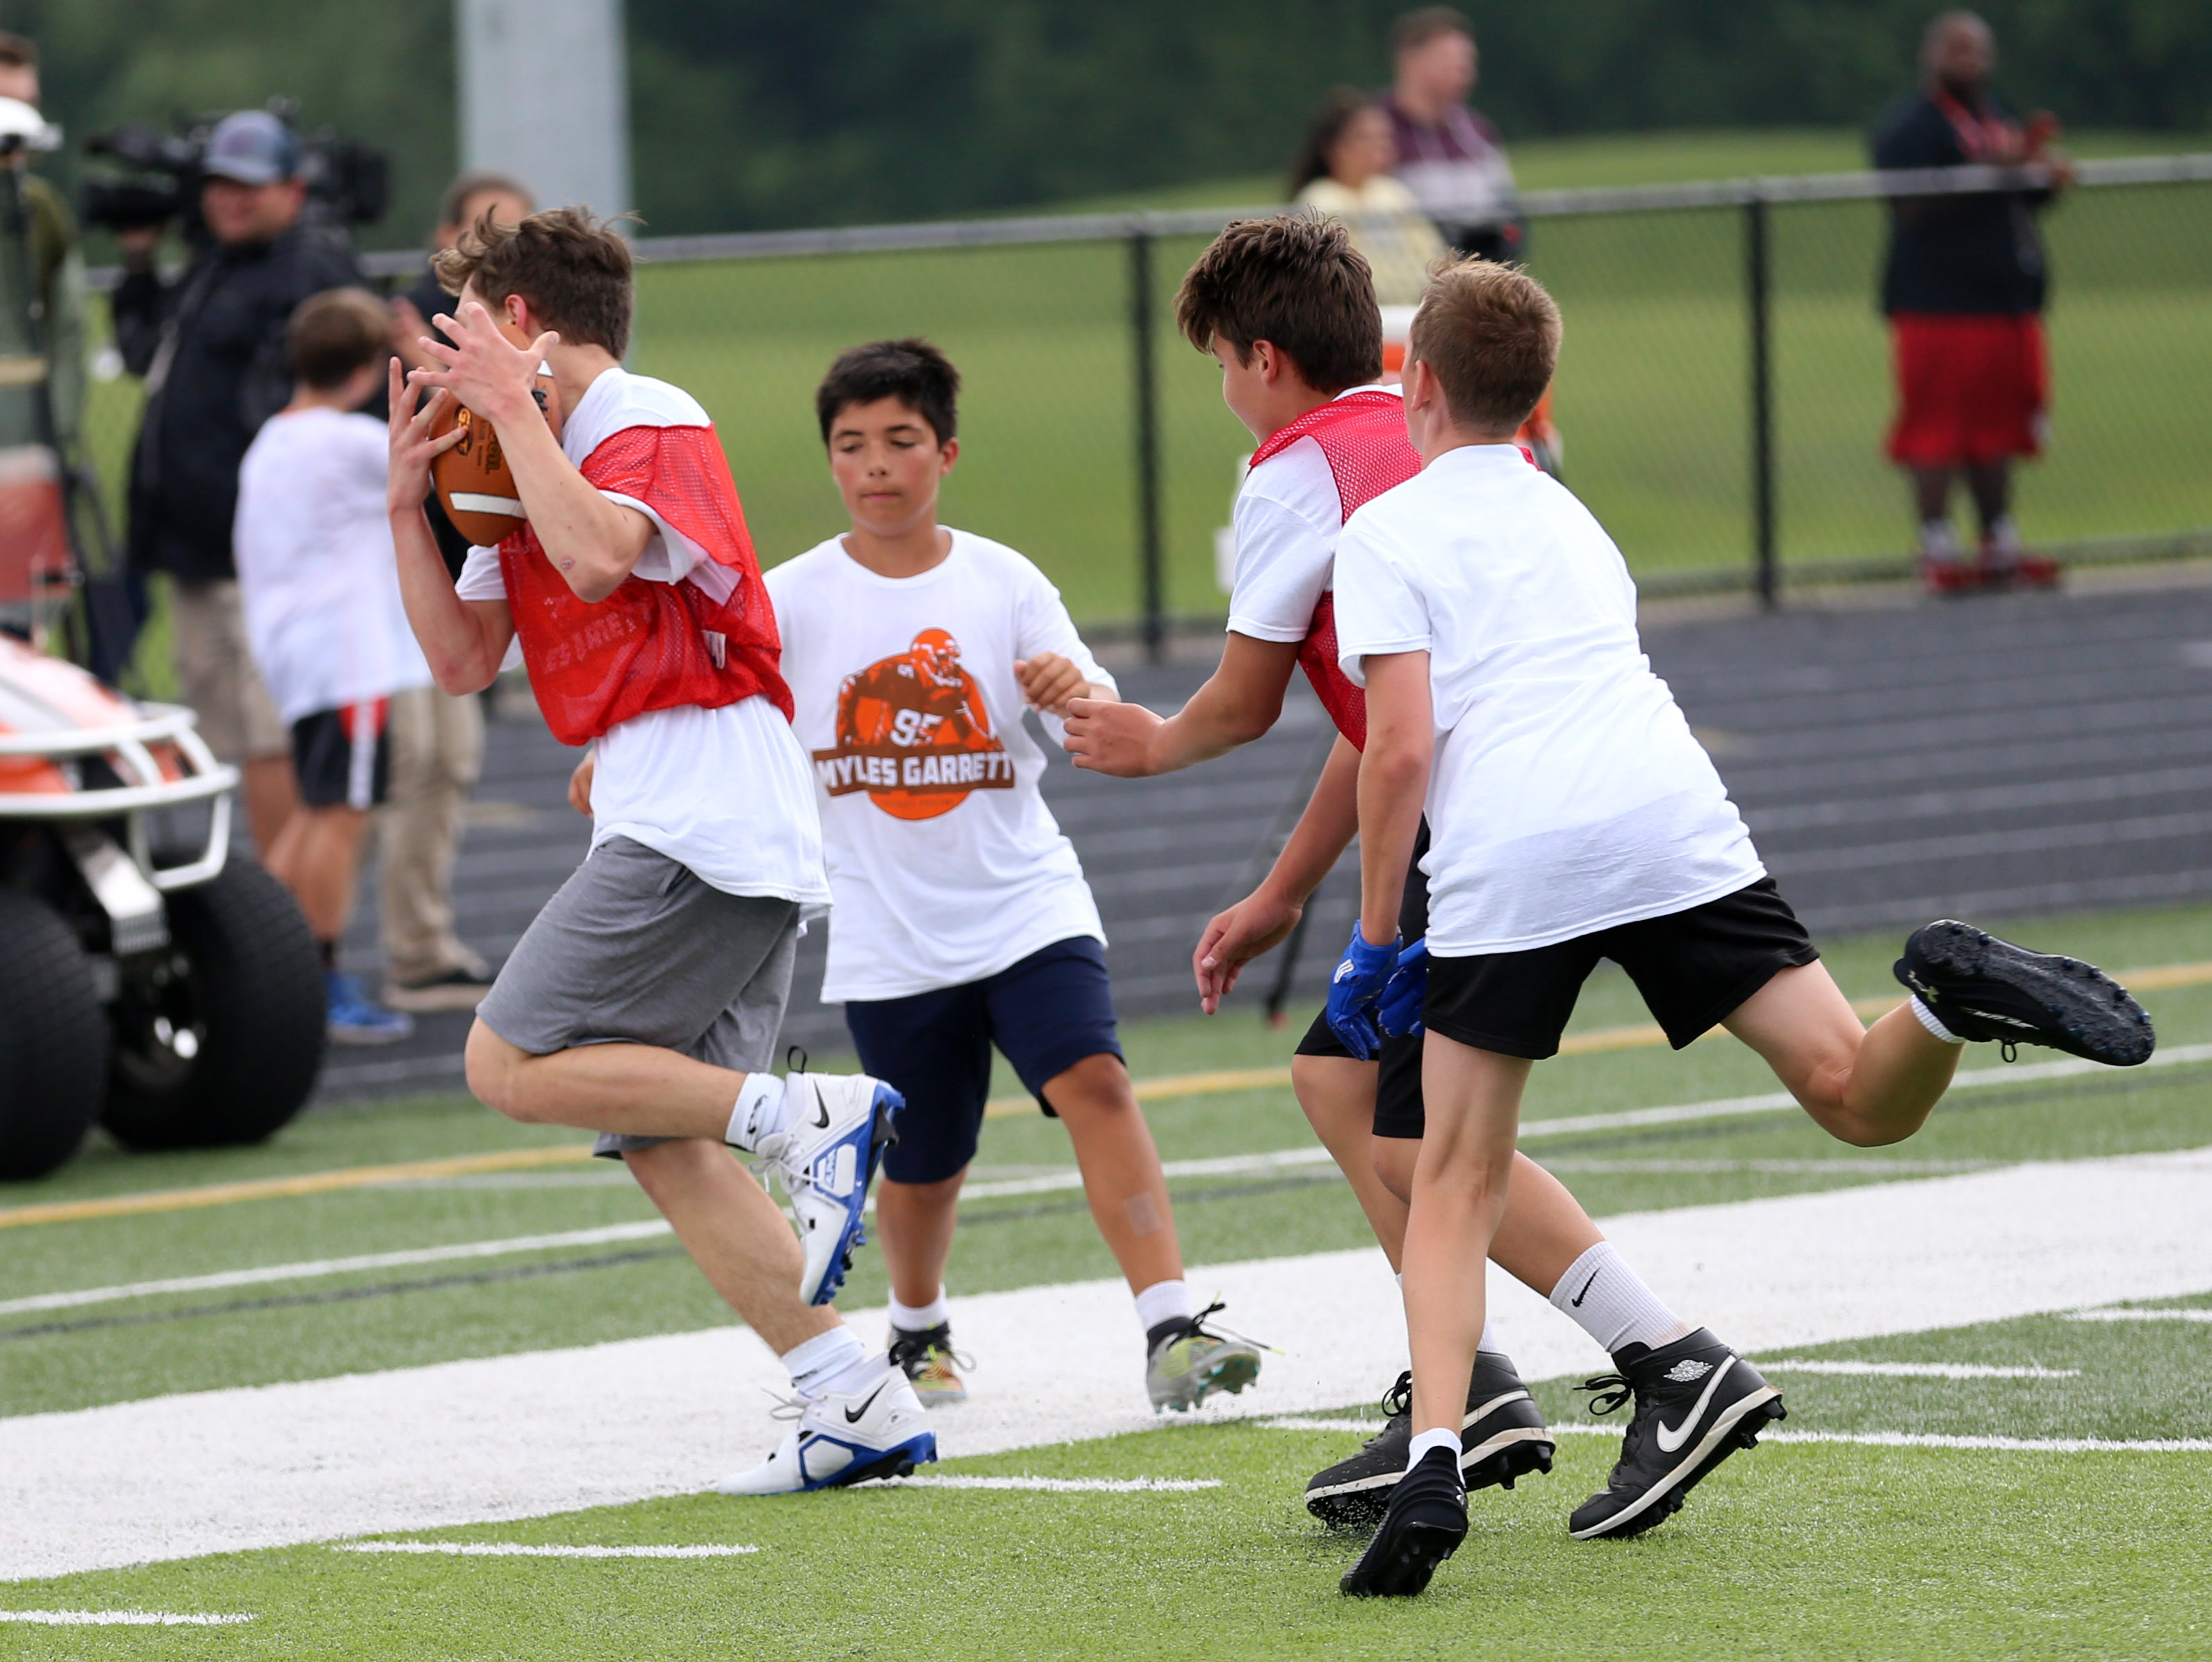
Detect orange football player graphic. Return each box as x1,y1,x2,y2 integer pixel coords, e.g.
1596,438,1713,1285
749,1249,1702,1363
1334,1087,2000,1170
812,629,1016,821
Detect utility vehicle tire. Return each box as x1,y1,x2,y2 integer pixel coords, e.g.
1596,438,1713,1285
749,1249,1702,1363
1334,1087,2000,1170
102,858,325,1149
0,888,109,1180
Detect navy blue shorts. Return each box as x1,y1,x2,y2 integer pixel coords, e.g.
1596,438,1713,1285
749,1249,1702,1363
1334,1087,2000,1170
842,936,1124,1186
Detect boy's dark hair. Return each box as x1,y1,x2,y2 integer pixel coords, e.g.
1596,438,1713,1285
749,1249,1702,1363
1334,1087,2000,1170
1287,88,1375,199
1391,6,1473,55
1174,215,1382,394
1407,257,1560,433
814,338,960,445
433,206,632,358
286,287,392,391
437,170,533,233
0,32,36,68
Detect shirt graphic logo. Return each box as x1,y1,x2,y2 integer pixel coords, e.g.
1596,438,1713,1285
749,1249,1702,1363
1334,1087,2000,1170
811,629,1015,821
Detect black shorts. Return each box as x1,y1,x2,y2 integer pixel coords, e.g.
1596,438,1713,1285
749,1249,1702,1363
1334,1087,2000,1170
842,937,1124,1187
290,700,391,809
1423,878,1819,1062
1295,823,1432,1140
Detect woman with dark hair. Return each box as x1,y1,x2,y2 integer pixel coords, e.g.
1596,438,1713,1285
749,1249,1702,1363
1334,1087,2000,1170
1290,89,1447,306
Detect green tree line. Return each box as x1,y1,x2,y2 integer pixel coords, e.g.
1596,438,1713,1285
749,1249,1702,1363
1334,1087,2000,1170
7,0,2208,247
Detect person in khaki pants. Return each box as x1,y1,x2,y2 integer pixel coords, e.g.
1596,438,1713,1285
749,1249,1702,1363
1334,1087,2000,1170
379,172,532,1009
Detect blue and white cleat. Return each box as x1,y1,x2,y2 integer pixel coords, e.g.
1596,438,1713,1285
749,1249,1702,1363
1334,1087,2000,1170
760,1071,903,1306
714,1365,937,1495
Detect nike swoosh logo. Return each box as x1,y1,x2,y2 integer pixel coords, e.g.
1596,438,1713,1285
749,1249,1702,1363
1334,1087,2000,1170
1655,1356,1736,1454
1570,1270,1600,1308
844,1381,889,1424
809,1088,831,1131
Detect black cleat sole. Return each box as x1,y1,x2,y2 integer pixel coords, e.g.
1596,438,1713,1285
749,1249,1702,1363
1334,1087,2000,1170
1571,1392,1785,1541
1341,1520,1465,1598
1466,1431,1555,1493
1908,921,2154,1067
1309,1431,1553,1529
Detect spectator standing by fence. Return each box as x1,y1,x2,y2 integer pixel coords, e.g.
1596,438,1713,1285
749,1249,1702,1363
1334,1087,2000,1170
112,110,364,853
1876,10,2067,594
375,172,534,1011
1379,8,1519,263
1292,91,1448,306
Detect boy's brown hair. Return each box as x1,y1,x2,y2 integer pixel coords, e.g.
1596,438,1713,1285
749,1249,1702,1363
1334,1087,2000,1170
1174,215,1382,394
286,287,392,391
1407,258,1560,433
433,206,633,358
1391,6,1473,55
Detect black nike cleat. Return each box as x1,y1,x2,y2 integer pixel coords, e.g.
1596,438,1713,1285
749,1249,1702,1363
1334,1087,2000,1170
1567,1328,1785,1541
1341,1446,1467,1597
1896,921,2154,1067
1306,1354,1555,1528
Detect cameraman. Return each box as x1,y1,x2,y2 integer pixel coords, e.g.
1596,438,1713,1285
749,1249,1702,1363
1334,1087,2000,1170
110,108,363,854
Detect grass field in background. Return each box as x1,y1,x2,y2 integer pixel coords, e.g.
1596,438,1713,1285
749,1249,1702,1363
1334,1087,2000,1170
4,896,2210,1656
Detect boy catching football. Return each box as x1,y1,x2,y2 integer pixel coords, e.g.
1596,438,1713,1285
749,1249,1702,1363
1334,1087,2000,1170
1066,217,1760,1539
387,208,932,1494
760,338,1262,1413
1328,256,2152,1596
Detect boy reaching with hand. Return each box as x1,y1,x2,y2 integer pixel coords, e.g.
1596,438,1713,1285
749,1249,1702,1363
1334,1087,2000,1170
1329,256,2151,1597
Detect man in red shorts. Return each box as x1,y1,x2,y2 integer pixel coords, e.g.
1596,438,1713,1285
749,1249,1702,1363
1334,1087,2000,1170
1874,10,2069,594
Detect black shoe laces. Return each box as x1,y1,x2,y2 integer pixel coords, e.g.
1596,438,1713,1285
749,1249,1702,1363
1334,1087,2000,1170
1157,1298,1276,1358
1575,1372,1637,1417
1380,1369,1414,1419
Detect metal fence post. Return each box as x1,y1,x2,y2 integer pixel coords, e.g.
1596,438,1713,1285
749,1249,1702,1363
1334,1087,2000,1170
1129,224,1166,661
1745,189,1778,609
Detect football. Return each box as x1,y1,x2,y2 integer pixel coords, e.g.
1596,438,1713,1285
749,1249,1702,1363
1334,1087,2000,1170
429,368,563,547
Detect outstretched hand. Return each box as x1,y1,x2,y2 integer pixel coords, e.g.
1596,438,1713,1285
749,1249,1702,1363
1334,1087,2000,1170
1193,887,1302,1014
385,356,465,516
1063,698,1163,775
411,298,556,429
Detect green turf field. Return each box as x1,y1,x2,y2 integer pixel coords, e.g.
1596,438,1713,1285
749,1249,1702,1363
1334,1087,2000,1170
3,898,2210,1654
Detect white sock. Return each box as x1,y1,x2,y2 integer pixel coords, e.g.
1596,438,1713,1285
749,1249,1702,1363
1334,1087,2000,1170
1406,1426,1461,1472
726,1073,790,1152
1133,1278,1195,1335
1910,996,1967,1044
889,1291,949,1333
1550,1242,1695,1356
1919,520,1960,561
780,1326,873,1398
1479,1319,1499,1353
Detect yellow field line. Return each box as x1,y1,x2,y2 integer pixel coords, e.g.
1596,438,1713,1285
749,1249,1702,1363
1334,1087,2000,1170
11,957,2209,1232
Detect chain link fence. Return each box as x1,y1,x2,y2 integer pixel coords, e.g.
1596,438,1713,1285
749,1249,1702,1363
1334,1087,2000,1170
76,154,2212,668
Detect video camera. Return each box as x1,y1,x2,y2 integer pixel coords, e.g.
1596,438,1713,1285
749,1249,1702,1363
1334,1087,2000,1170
81,99,388,245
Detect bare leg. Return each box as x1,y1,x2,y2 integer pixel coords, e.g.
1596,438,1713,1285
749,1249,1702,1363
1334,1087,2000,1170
242,753,299,859
1046,1052,1184,1295
1293,1053,1410,1270
464,1019,752,1140
1404,1037,1531,1438
1723,962,1961,1147
1964,459,2011,536
619,1138,837,1356
272,805,372,942
876,1170,965,1311
1375,1139,1603,1300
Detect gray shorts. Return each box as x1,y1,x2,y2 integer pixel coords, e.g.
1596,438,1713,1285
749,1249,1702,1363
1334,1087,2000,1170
475,835,800,1158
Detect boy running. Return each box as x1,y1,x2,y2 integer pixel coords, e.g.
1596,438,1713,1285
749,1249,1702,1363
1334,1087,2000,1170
387,208,932,1495
1066,217,1753,1537
236,287,430,1045
762,338,1261,1413
1329,256,2151,1596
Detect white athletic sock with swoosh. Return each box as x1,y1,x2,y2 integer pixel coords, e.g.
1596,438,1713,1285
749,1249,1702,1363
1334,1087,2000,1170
726,1073,791,1151
1550,1242,1694,1356
782,1326,876,1399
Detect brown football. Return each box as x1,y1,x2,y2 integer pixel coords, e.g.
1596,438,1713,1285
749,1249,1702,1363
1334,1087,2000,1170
429,369,563,547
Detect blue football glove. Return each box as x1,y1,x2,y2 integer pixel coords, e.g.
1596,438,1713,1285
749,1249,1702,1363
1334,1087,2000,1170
1325,923,1399,1060
1376,937,1429,1039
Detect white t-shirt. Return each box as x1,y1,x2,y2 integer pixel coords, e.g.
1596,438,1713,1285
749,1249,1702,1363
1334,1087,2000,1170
234,407,432,724
456,367,828,905
765,530,1113,1003
1225,385,1400,644
1333,443,1764,955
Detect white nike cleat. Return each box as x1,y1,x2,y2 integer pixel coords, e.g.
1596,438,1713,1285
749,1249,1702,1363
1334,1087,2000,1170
757,1071,903,1306
715,1365,937,1495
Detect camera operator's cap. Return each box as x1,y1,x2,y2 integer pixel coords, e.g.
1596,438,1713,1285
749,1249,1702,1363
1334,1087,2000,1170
202,109,300,186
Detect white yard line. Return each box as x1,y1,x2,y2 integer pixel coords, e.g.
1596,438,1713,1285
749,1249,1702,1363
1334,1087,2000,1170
3,1144,2208,1583
1267,1419,2212,1454
858,1475,1223,1492
0,1610,254,1625
336,1542,757,1558
2067,1307,2212,1322
1757,1360,2079,1379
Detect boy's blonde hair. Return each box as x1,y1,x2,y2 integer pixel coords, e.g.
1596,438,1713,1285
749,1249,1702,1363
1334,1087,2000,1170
1407,258,1560,434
